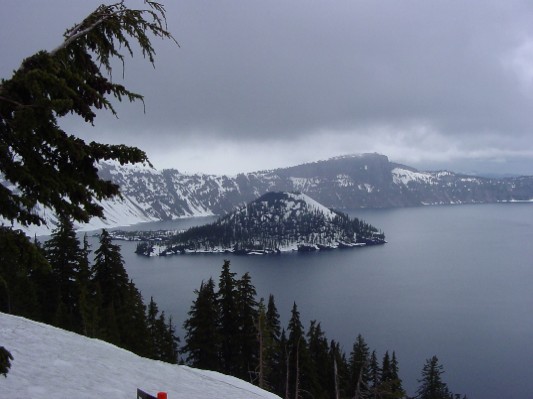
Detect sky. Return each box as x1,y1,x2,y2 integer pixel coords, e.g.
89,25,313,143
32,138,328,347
2,0,533,176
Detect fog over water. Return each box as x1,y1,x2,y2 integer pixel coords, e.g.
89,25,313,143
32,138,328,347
88,203,533,398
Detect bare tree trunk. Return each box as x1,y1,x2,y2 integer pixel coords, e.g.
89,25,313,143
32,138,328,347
285,345,291,399
257,317,265,389
295,338,300,399
334,356,340,399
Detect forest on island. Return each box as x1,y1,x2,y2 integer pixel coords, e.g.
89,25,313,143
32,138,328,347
136,192,386,256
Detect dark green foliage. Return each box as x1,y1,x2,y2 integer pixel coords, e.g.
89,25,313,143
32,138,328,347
307,321,332,399
0,226,52,321
92,229,148,354
183,278,221,370
0,346,13,377
416,356,450,399
0,1,176,226
368,350,381,398
264,295,284,393
349,334,371,398
44,217,84,331
285,302,315,399
1,224,176,365
147,297,179,363
235,272,258,380
218,260,240,375
378,351,406,398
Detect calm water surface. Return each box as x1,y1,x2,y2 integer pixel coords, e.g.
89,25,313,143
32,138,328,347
102,203,533,399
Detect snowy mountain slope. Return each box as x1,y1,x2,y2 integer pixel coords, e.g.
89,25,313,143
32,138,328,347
1,312,281,399
4,153,533,236
96,154,533,221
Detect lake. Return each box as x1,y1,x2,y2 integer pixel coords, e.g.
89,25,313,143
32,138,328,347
99,203,533,399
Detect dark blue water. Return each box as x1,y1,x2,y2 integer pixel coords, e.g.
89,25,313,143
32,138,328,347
107,203,533,398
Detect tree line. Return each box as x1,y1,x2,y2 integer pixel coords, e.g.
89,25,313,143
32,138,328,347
182,260,467,399
1,223,467,398
0,219,178,364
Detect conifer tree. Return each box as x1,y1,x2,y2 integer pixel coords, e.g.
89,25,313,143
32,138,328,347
161,315,180,364
0,1,176,227
235,272,259,380
145,297,178,363
264,294,283,394
78,234,95,336
416,356,450,399
388,352,405,398
44,217,84,331
147,296,162,358
368,350,381,399
306,320,330,398
92,229,148,354
0,346,13,377
286,302,312,399
183,278,221,371
256,299,268,389
350,334,371,399
0,226,51,320
218,260,239,375
329,340,350,399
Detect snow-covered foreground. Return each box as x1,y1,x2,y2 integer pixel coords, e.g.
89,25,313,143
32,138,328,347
1,313,280,399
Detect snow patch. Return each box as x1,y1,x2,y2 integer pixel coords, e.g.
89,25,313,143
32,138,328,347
1,313,281,399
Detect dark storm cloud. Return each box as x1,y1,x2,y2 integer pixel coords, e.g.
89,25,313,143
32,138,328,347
2,1,533,174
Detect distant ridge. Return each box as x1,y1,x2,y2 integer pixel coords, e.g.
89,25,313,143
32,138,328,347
5,153,533,234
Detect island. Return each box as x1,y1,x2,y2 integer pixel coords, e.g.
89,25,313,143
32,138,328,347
133,192,386,256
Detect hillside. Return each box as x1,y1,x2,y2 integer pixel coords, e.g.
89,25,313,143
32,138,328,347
0,312,280,399
89,153,533,220
5,153,533,234
134,192,384,256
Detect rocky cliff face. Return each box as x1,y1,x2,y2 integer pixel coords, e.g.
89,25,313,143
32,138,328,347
96,153,533,224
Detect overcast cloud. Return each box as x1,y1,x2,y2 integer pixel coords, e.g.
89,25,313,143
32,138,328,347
2,0,533,175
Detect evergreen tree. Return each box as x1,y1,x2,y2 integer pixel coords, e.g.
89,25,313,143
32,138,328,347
44,217,84,331
388,352,405,398
218,260,239,375
161,315,180,364
264,294,283,394
147,296,162,358
0,346,13,377
235,272,259,381
146,297,179,363
306,320,330,399
329,340,351,399
256,299,269,389
0,1,175,227
416,356,450,399
368,351,381,399
78,234,95,336
92,229,148,354
286,302,313,399
183,278,221,371
349,334,371,399
0,227,52,321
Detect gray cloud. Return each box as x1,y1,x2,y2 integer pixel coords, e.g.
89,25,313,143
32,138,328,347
2,1,533,174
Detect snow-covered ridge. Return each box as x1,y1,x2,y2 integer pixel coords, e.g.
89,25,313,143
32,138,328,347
392,167,437,185
1,312,280,399
4,153,533,236
284,192,338,219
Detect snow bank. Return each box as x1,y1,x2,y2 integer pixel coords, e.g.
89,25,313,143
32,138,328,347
1,313,280,399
